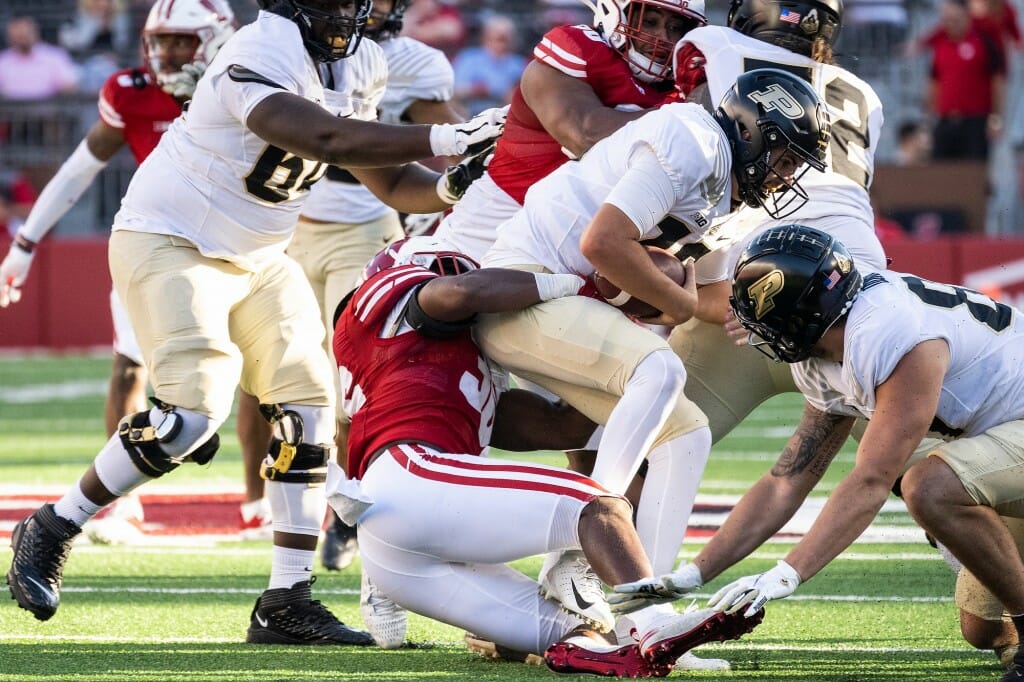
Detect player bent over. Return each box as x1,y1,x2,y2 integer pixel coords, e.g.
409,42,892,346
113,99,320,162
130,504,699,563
329,236,762,676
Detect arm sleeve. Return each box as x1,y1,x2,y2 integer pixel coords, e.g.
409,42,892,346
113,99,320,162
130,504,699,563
603,144,677,238
19,139,107,242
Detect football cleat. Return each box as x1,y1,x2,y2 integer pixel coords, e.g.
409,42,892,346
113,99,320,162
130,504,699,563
638,606,763,665
544,636,673,678
360,571,407,649
464,631,544,665
7,504,82,621
238,498,273,541
674,650,731,671
1001,663,1024,682
320,512,359,571
539,550,615,632
246,578,374,646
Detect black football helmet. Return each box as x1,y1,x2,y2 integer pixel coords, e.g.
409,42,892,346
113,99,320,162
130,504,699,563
714,68,830,219
728,0,843,54
261,0,371,62
365,0,413,40
730,225,862,363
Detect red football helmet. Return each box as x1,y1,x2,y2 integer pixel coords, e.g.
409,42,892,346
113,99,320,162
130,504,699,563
143,0,236,95
589,0,707,83
361,237,479,281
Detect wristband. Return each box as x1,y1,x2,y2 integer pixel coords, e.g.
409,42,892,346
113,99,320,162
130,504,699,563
534,273,583,301
13,234,37,254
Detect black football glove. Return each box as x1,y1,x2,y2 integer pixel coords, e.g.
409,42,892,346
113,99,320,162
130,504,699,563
436,142,496,205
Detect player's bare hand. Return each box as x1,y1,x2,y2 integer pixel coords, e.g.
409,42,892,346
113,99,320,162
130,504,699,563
724,308,748,345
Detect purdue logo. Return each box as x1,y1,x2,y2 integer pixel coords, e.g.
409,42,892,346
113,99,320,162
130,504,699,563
748,269,785,319
747,84,806,119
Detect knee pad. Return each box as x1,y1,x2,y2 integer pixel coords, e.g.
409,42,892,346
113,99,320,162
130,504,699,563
258,403,335,485
118,399,220,478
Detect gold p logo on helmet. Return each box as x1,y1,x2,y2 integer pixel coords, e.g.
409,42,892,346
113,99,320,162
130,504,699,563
748,269,785,319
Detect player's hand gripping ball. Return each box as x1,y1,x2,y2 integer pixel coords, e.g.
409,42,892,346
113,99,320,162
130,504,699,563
593,245,686,318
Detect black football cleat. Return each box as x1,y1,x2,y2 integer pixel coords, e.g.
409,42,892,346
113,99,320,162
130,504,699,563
246,577,374,645
7,504,82,621
1001,663,1024,682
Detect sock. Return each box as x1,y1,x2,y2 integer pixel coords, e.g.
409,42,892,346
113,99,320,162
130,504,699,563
53,485,104,527
269,546,315,590
635,426,712,574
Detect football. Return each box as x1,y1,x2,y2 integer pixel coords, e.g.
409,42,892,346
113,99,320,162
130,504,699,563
593,245,686,318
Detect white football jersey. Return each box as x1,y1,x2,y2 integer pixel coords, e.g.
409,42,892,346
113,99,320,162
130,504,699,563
301,36,454,224
683,26,887,273
794,271,1024,437
114,12,362,270
484,102,733,279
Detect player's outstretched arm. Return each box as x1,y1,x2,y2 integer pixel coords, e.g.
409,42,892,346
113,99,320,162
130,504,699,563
609,403,852,614
0,120,124,307
416,269,584,321
246,93,506,167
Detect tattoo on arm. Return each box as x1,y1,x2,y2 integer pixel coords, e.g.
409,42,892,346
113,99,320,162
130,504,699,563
771,408,850,479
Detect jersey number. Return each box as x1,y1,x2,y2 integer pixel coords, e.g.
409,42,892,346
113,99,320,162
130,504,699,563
742,59,871,190
245,145,327,204
901,275,1013,332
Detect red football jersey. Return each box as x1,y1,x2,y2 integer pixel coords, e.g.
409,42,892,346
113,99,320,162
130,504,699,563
98,68,182,164
334,265,497,479
486,24,670,204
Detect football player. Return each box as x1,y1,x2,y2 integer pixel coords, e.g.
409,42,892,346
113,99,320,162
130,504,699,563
330,236,762,676
473,68,829,655
235,0,471,647
0,0,237,538
667,0,888,444
433,0,707,263
5,0,505,645
613,224,1024,682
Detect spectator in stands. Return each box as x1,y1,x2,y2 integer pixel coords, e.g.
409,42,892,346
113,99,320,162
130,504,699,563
969,0,1023,56
402,0,466,60
895,119,933,165
60,0,134,92
453,15,527,115
0,16,79,100
843,0,909,55
917,0,1006,161
60,0,134,57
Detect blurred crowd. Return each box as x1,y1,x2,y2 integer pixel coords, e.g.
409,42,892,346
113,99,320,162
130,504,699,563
1,0,1022,240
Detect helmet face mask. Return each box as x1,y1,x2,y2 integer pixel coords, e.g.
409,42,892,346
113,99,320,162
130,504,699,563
714,68,831,219
144,0,236,95
365,0,412,40
590,0,707,83
361,237,479,282
267,0,372,62
730,225,862,363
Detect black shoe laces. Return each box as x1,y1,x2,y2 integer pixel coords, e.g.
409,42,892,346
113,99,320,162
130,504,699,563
15,518,75,586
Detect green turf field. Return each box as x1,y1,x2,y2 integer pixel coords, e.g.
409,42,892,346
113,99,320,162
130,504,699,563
0,354,999,681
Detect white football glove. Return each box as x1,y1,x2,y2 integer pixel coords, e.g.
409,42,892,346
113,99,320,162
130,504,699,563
608,561,703,615
429,105,509,157
708,560,801,617
164,61,207,100
0,242,34,307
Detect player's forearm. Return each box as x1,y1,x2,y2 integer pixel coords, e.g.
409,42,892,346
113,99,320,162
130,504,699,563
695,472,808,582
785,468,892,581
20,140,107,243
